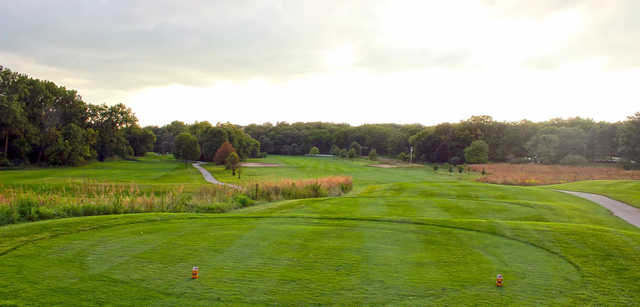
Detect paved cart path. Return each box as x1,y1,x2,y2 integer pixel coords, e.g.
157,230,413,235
192,162,240,189
559,190,640,228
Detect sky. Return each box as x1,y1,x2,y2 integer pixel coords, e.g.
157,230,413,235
1,0,639,126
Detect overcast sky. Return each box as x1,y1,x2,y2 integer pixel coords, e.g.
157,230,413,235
1,0,639,126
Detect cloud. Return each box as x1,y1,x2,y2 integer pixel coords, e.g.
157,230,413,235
1,1,639,124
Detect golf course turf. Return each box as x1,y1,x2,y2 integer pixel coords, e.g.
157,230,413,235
1,155,639,305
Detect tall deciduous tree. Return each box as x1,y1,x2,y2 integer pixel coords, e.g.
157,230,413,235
173,133,200,166
125,126,156,156
619,112,640,162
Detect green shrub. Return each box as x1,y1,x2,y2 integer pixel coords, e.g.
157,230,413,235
619,160,640,170
0,157,12,167
368,149,378,161
347,148,357,159
0,206,18,226
457,165,464,173
309,146,320,155
433,165,438,172
559,154,588,165
233,194,255,207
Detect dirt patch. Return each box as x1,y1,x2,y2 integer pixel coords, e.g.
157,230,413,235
241,162,282,167
368,164,399,168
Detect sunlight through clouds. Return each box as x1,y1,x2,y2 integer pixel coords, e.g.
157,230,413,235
2,0,639,126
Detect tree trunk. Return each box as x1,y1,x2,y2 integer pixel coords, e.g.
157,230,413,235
37,147,43,164
3,130,8,158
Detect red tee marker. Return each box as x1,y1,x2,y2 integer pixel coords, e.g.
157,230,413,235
496,274,503,287
192,266,199,279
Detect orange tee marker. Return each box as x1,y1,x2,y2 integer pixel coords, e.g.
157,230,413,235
192,266,199,279
496,274,503,287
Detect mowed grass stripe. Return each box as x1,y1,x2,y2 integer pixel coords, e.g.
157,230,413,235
0,217,582,306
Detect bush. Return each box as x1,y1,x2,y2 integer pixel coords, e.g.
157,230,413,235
339,148,349,158
398,152,408,161
330,145,341,156
559,154,588,165
450,156,462,166
433,165,439,172
0,157,12,167
347,148,357,159
309,146,320,155
233,194,255,207
457,165,464,173
368,149,378,161
620,160,640,170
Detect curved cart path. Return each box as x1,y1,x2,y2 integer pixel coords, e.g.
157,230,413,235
559,190,640,228
192,162,240,189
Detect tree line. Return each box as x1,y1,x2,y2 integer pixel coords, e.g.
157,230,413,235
0,67,259,167
2,66,638,168
0,66,157,166
245,115,639,166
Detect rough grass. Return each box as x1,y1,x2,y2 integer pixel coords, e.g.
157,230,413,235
469,163,640,185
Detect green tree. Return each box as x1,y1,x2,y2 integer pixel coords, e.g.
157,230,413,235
125,126,156,156
173,133,200,166
309,146,320,155
368,148,378,161
619,112,640,162
347,147,357,159
225,151,240,175
464,140,489,163
527,134,560,164
329,145,341,156
0,98,25,158
200,126,227,161
339,148,348,158
350,141,362,156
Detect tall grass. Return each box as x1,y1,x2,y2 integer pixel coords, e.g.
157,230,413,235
243,176,353,201
469,163,640,185
0,176,353,226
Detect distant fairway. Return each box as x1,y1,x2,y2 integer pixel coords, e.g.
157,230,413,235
549,180,640,209
0,154,206,191
1,155,640,305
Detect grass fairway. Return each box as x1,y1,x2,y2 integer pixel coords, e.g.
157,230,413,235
0,153,205,190
549,180,640,208
1,156,640,305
